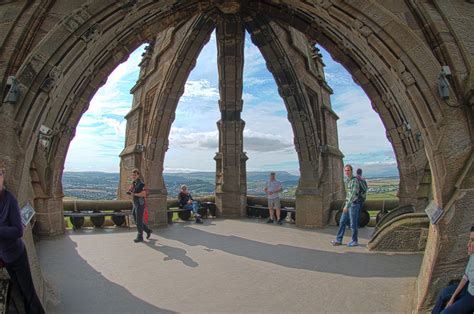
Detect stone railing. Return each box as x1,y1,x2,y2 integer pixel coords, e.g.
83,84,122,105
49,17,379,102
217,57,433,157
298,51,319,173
63,197,399,229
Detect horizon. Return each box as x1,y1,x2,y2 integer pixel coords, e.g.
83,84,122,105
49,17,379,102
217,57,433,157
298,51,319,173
62,170,400,180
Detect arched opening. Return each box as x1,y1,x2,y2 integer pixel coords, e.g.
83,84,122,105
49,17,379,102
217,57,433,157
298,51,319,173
242,30,299,195
61,45,146,201
163,30,220,200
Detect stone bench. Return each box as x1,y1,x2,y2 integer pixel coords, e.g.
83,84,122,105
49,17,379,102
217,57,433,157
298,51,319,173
167,202,216,223
246,205,296,220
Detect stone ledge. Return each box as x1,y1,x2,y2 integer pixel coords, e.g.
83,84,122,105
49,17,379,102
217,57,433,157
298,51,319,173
368,213,429,252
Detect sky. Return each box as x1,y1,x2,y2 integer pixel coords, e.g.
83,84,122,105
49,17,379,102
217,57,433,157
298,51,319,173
65,31,397,176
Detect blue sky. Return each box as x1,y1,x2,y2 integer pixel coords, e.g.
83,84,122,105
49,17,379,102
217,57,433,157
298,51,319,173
65,31,397,176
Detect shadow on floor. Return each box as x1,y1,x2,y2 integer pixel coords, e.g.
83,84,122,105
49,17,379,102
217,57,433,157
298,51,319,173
159,223,422,278
37,236,176,313
145,239,198,267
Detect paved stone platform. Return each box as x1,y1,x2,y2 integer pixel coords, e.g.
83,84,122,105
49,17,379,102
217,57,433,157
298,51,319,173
37,219,422,313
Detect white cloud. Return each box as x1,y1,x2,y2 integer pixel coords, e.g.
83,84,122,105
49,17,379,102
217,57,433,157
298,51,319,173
331,88,392,155
181,79,219,100
169,128,218,150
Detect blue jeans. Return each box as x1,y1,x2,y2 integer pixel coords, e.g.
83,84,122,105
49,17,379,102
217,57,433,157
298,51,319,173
440,291,474,314
184,201,200,216
432,282,468,314
336,201,361,243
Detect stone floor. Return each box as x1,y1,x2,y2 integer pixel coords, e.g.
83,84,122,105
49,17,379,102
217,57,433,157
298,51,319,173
37,219,423,313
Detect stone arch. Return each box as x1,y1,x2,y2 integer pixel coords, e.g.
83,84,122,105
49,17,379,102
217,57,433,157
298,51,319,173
241,2,472,310
5,2,214,233
0,1,472,311
245,3,432,212
243,15,344,227
119,12,217,224
244,0,471,206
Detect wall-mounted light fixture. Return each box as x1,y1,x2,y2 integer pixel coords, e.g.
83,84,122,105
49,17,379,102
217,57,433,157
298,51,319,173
437,66,451,100
38,124,54,151
3,76,20,104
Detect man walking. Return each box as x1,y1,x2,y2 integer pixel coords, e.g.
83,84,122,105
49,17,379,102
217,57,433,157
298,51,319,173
128,168,152,243
331,164,361,247
264,172,283,225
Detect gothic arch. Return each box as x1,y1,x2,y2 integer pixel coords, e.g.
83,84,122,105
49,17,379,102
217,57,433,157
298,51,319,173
119,13,216,224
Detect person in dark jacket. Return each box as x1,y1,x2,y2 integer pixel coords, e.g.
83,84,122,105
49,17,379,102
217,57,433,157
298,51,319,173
128,168,152,243
0,161,45,313
178,185,202,223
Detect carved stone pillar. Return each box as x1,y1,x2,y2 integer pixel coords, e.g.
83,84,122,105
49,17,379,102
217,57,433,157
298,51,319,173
215,14,247,217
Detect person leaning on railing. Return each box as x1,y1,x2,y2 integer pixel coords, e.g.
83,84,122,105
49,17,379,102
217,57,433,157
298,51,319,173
0,160,45,314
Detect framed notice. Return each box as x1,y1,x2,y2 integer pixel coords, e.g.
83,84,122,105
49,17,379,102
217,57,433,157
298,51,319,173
20,203,36,226
425,200,443,225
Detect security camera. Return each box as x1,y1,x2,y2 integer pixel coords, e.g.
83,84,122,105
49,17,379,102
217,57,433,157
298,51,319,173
441,66,451,78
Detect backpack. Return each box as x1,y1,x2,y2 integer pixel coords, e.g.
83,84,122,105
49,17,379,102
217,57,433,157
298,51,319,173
357,177,368,202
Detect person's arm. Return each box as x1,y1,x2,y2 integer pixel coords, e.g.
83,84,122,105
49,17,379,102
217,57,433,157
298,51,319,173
133,190,147,197
445,277,468,308
0,195,24,239
276,182,283,193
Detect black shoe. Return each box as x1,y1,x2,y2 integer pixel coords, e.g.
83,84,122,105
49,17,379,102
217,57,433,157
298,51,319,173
277,219,283,225
146,229,152,240
266,219,274,223
196,218,203,224
134,237,143,243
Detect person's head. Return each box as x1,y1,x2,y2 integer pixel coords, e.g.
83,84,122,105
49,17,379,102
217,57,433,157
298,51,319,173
0,160,5,189
181,184,188,192
468,225,474,255
344,164,353,178
270,172,276,180
356,168,362,176
131,168,140,180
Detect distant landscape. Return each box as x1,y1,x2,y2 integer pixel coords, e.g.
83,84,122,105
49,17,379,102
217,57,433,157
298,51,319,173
62,171,398,200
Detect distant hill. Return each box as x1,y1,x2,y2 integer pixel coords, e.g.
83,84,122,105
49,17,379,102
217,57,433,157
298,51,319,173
62,170,398,200
62,171,299,200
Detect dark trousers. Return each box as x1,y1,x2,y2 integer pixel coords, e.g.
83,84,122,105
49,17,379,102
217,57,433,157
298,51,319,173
432,281,469,314
441,291,474,314
133,203,151,239
5,249,45,314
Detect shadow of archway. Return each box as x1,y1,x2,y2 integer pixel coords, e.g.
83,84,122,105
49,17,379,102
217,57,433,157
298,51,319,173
159,221,422,278
37,235,176,313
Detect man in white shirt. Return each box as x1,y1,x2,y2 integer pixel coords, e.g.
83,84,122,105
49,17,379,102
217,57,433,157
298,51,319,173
264,172,283,225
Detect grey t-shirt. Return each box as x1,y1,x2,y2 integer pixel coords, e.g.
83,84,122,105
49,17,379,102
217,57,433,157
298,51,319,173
465,254,474,295
266,180,282,200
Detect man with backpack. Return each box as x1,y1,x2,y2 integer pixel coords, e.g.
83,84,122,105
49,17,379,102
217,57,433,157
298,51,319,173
331,164,361,247
356,168,368,206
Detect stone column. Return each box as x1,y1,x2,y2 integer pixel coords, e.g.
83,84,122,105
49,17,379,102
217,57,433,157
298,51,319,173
215,14,247,217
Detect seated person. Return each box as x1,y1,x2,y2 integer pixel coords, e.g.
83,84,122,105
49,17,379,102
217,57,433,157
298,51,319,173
178,185,203,224
432,279,468,314
432,224,474,314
